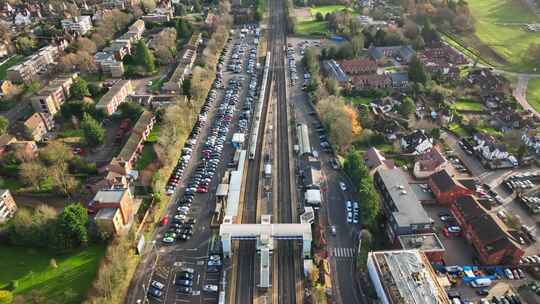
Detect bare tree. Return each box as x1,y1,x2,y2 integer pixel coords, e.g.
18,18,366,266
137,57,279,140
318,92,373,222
153,28,177,64
20,161,48,190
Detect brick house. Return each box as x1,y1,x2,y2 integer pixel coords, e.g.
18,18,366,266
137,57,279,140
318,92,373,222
96,80,133,115
413,147,448,179
337,58,377,75
108,111,156,175
428,169,473,205
93,188,137,236
350,74,391,90
450,196,524,265
22,112,54,141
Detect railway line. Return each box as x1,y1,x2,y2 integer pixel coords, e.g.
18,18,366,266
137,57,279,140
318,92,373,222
270,0,297,303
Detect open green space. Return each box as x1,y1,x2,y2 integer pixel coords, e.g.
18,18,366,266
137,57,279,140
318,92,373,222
345,96,373,106
0,55,24,81
527,77,540,113
0,244,105,303
451,99,485,111
448,122,470,137
460,0,540,72
135,144,157,171
295,5,356,36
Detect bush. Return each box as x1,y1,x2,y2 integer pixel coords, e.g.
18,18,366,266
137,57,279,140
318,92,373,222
0,290,13,304
7,280,18,291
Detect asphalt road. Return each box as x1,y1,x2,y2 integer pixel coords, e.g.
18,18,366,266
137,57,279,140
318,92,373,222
288,41,363,304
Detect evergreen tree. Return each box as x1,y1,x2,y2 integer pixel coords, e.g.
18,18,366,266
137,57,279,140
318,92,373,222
408,55,427,84
134,39,156,73
81,113,105,147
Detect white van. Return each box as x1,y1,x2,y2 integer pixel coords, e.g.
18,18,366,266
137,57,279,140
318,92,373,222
470,278,492,288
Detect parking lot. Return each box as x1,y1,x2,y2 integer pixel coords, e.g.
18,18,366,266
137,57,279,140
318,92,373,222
142,24,261,304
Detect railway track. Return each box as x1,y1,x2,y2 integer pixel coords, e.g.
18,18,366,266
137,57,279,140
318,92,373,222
270,0,297,303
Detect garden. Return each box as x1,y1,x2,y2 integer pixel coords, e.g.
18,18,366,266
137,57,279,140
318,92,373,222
294,5,355,36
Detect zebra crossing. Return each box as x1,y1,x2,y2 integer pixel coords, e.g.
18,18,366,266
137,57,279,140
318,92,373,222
330,247,356,258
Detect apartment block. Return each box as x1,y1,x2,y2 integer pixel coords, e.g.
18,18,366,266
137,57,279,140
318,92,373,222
96,80,133,115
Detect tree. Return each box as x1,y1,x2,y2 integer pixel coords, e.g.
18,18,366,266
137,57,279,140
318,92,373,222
70,77,90,100
0,116,7,136
0,290,13,304
403,20,419,40
350,34,365,57
182,78,191,97
15,36,36,55
358,179,380,228
81,113,105,147
176,19,193,40
117,102,144,122
343,150,367,186
315,12,324,21
40,142,78,196
430,128,441,141
141,0,157,13
408,55,427,84
72,37,97,54
153,28,177,64
421,20,440,45
54,204,89,250
20,161,48,190
399,97,416,117
134,39,156,73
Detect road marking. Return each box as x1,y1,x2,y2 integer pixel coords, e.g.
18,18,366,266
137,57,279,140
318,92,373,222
331,247,355,258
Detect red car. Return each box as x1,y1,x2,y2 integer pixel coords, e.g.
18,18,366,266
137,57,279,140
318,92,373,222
161,216,169,226
443,227,462,237
197,187,208,193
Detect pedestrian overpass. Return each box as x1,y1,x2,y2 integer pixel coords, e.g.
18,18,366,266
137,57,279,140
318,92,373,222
219,211,313,288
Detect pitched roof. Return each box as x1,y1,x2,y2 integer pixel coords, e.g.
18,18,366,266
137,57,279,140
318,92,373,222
23,113,45,130
337,58,377,74
454,195,484,221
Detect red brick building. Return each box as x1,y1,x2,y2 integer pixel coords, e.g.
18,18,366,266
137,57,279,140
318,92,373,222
350,74,391,90
428,169,473,205
337,58,377,75
450,196,524,265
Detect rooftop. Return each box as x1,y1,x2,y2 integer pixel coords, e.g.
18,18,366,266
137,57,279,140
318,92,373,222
93,188,127,204
95,207,117,220
369,250,450,304
97,80,131,108
376,168,433,227
398,233,445,252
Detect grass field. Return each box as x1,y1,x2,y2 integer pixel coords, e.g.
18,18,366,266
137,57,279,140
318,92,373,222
451,99,485,111
527,77,540,113
463,0,540,72
0,55,24,81
295,5,354,36
0,245,105,303
345,96,373,105
135,144,157,170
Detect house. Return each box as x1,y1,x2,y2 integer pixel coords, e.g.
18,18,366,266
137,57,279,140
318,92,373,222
368,45,415,64
142,13,171,23
465,69,510,93
322,60,349,84
94,52,124,77
108,111,156,175
428,169,473,205
126,19,145,41
400,130,433,155
7,45,61,83
103,39,132,61
0,189,17,223
22,112,53,141
96,80,133,115
364,147,395,173
162,39,199,94
92,188,139,236
0,134,16,156
61,16,92,35
367,250,451,304
450,196,525,265
350,74,391,90
31,74,77,116
374,168,434,241
472,133,517,167
337,58,377,75
522,132,540,155
413,147,448,179
0,80,14,97
418,45,467,79
389,72,409,89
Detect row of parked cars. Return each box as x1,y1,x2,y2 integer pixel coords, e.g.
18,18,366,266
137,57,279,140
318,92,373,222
286,44,297,86
478,294,523,304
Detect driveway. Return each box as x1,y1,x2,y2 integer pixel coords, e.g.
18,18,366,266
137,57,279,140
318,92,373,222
513,75,538,116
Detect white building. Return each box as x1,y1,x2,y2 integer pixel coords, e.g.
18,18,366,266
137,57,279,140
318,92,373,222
61,16,92,35
0,189,17,223
367,250,450,304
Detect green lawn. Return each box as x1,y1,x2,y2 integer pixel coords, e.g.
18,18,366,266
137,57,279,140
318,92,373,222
0,245,105,303
0,55,24,81
135,144,157,171
462,0,540,72
309,5,350,16
451,99,485,111
345,96,373,106
58,128,84,139
448,122,470,137
295,5,356,36
527,77,540,113
296,20,329,36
